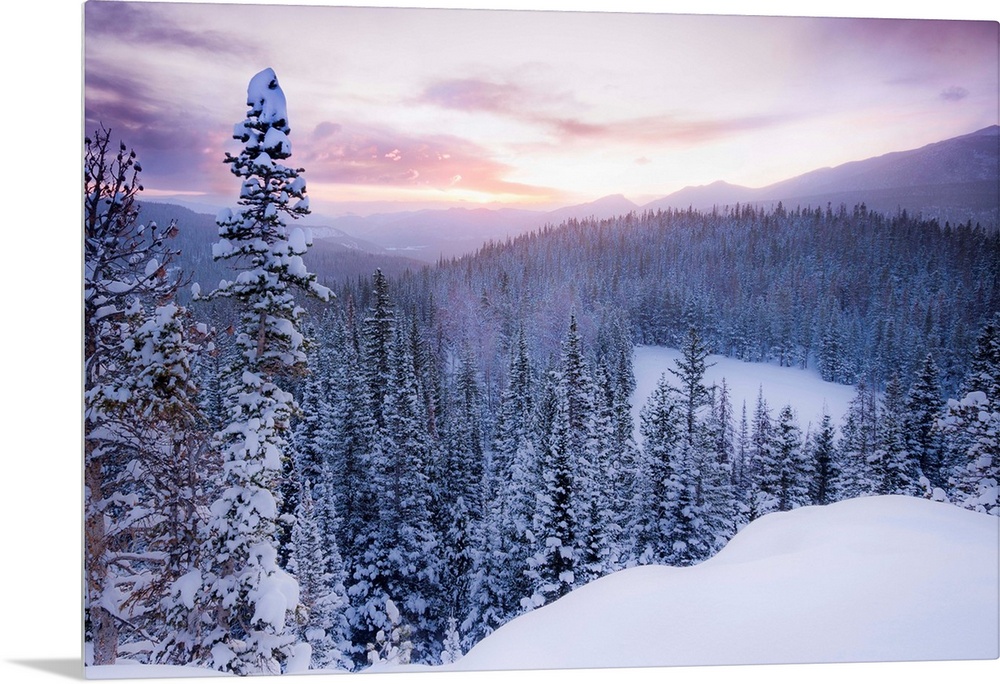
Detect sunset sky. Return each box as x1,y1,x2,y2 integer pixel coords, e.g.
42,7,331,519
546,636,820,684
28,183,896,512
84,0,999,216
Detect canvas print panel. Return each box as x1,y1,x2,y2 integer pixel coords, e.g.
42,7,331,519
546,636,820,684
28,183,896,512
83,0,999,678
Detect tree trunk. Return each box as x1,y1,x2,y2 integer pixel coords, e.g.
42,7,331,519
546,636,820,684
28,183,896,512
85,448,118,665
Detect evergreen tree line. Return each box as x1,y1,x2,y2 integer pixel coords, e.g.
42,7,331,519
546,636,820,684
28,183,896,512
374,202,998,399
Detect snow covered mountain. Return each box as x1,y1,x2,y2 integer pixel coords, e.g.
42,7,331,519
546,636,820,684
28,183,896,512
645,126,1000,226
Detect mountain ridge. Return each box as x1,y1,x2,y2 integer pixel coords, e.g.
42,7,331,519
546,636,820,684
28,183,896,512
646,125,999,223
145,125,999,263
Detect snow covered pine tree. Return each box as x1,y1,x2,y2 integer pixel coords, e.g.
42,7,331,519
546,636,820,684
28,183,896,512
84,127,207,666
195,68,332,675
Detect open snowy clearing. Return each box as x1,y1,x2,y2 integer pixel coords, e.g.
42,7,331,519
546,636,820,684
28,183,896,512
631,345,858,440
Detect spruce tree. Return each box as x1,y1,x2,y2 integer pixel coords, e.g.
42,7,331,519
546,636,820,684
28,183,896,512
906,353,946,491
874,374,921,495
745,388,776,520
287,480,351,671
527,321,601,608
762,405,812,512
196,68,331,675
489,327,539,618
835,379,880,499
594,319,639,558
730,400,753,529
559,316,612,584
436,344,485,639
670,327,714,449
352,319,439,665
943,319,1000,515
634,373,683,564
808,412,840,505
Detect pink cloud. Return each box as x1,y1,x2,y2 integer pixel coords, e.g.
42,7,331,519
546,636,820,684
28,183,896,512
300,120,557,198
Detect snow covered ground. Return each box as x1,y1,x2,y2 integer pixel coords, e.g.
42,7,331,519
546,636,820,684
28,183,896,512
79,497,998,682
447,496,998,671
631,345,858,440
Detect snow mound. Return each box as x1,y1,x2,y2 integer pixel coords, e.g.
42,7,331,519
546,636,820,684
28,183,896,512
452,496,999,671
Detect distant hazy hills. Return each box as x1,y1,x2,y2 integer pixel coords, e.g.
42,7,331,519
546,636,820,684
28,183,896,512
328,125,997,260
144,125,998,269
647,125,999,226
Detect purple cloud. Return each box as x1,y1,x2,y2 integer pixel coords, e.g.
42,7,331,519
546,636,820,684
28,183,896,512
420,77,787,147
313,121,344,139
85,2,253,57
84,66,232,198
421,79,525,113
940,86,970,102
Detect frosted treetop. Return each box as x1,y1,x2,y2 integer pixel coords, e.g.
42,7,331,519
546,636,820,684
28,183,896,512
247,67,289,132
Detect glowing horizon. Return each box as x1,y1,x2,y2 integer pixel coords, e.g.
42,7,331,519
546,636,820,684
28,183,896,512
84,1,999,216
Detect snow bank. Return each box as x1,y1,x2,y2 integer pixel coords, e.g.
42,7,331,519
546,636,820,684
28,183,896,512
451,496,998,671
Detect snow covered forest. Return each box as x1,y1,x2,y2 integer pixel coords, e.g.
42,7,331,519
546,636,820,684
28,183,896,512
84,69,1000,676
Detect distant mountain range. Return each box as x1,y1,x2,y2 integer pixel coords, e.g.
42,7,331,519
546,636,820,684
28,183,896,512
147,125,998,266
320,125,997,260
647,125,999,224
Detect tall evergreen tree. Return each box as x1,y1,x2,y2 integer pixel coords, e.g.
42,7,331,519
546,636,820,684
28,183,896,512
560,316,612,583
701,381,738,541
287,481,351,671
351,319,439,665
487,327,539,619
731,400,753,529
525,368,578,607
670,327,714,449
761,405,812,512
527,315,604,604
436,344,485,638
944,319,1000,515
745,388,776,521
196,68,331,675
595,318,640,557
634,373,683,564
808,412,840,506
835,379,880,499
874,374,922,495
906,353,946,491
361,269,395,430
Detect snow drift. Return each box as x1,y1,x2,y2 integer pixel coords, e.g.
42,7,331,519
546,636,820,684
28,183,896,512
448,496,999,671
